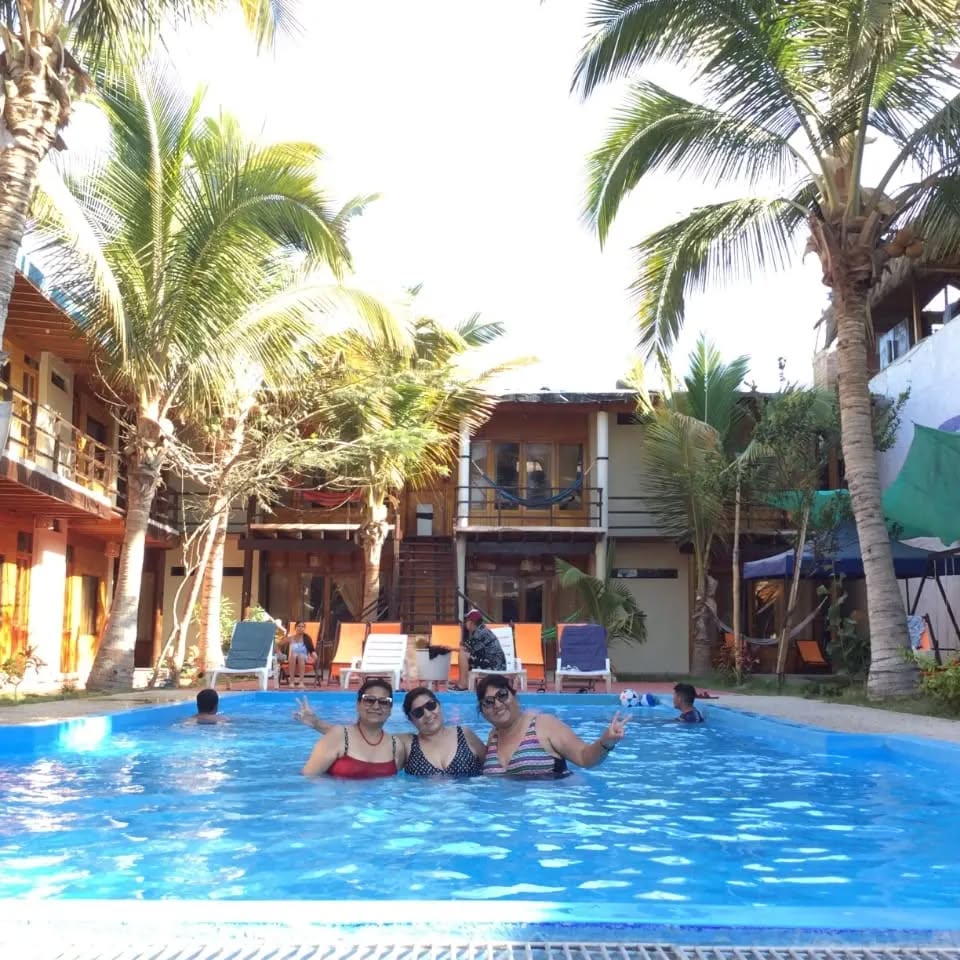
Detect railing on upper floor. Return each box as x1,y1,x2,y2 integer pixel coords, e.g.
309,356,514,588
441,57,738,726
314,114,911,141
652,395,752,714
608,495,790,536
1,380,180,530
455,485,603,529
254,488,365,526
2,381,120,501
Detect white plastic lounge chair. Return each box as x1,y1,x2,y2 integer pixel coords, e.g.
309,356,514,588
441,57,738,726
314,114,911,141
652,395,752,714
208,621,278,691
340,633,408,690
469,626,528,691
555,623,612,693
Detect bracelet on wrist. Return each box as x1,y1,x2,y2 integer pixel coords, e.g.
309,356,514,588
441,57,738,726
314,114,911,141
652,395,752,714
600,741,615,752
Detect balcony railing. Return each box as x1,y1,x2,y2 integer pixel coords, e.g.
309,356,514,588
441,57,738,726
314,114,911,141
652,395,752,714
2,382,119,500
255,488,365,526
456,486,603,529
1,381,179,530
609,495,790,535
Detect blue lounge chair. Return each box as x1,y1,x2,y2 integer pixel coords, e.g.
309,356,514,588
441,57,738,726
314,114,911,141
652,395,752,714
208,621,278,691
555,623,612,693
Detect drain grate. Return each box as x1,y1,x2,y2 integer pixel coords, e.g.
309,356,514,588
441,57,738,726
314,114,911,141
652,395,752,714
38,945,960,960
675,950,960,960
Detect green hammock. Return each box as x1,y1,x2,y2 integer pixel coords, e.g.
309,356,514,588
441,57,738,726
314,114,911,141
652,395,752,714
882,425,960,545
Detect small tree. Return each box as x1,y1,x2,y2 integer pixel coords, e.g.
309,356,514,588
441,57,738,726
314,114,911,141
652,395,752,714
0,646,45,701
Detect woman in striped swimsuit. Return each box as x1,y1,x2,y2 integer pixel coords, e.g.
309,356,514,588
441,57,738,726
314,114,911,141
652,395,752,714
478,674,628,779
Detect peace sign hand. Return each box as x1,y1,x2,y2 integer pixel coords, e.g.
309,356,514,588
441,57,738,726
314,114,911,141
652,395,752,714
292,695,317,728
600,711,629,748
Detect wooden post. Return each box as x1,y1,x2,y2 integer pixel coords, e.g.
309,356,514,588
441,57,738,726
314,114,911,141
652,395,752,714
732,470,743,682
911,277,922,346
240,496,255,613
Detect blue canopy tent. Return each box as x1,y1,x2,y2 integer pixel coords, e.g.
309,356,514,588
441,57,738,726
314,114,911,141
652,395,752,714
742,523,946,581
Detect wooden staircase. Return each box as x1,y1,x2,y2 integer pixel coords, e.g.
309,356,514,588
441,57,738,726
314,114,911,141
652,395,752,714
397,537,457,635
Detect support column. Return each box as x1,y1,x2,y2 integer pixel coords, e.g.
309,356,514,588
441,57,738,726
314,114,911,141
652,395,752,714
456,422,471,530
456,537,467,620
595,410,610,579
27,518,68,682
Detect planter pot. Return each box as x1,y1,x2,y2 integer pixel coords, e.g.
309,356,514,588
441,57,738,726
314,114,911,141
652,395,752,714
416,649,451,683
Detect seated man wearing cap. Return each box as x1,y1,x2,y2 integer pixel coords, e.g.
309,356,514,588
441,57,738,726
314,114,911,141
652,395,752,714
453,610,507,690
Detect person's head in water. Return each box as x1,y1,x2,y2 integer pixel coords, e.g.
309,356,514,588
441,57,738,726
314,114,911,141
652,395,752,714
672,683,697,711
196,688,219,716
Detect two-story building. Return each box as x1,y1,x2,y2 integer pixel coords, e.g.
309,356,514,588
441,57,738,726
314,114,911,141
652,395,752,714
218,389,753,677
1,261,179,687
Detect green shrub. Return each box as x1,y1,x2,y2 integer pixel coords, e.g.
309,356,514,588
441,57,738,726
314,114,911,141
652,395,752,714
919,657,960,713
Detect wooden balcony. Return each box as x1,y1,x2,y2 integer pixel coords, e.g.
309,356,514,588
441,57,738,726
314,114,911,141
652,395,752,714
456,485,603,531
2,382,119,501
608,495,790,537
1,382,179,530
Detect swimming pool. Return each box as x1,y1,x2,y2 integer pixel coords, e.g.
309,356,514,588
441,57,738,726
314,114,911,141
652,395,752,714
1,692,959,941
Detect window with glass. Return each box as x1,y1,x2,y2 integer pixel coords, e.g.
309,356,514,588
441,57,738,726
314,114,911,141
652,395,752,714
468,441,585,512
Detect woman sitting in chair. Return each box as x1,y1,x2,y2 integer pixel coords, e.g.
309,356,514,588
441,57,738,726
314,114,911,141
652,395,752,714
295,687,484,777
283,621,316,689
477,674,627,779
302,678,405,778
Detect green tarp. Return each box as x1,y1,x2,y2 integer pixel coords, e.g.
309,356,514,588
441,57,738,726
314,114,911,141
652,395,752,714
882,425,960,545
764,489,850,525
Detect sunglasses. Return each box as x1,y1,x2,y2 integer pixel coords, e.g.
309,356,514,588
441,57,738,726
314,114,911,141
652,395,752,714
410,699,439,720
480,688,511,708
359,695,393,707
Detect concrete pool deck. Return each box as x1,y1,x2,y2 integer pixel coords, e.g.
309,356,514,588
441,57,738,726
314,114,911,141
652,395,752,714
1,682,958,743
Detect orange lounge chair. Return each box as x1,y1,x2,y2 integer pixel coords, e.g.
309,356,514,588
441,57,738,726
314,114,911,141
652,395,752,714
795,639,830,671
513,623,545,684
367,621,402,635
329,622,368,685
430,624,462,672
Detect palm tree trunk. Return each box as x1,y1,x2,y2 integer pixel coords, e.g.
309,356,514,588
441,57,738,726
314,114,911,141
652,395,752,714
198,508,229,671
358,497,389,621
776,503,809,686
0,38,69,345
87,462,161,691
732,472,743,683
833,281,916,697
691,563,717,675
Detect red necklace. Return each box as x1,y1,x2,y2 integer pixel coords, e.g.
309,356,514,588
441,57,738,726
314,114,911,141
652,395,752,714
356,724,384,747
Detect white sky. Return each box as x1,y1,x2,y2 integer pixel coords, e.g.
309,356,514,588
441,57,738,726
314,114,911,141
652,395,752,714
77,0,833,391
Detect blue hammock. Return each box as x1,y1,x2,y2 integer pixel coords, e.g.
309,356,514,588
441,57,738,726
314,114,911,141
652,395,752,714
473,469,582,508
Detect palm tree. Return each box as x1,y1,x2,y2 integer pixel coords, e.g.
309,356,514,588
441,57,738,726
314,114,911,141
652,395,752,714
0,1,292,358
35,64,368,691
638,337,749,674
306,312,513,621
555,549,647,672
574,0,957,695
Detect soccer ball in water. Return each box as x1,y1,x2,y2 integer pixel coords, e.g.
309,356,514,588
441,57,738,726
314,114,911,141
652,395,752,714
620,689,659,707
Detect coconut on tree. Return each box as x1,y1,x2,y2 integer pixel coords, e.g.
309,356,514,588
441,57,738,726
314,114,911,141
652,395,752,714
34,62,373,690
575,0,960,695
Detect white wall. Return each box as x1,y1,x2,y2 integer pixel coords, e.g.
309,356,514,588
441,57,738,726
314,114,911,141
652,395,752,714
870,319,960,655
610,541,691,676
869,318,960,489
608,419,662,536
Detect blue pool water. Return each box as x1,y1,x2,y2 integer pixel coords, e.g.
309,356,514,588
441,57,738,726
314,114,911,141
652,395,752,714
1,693,959,937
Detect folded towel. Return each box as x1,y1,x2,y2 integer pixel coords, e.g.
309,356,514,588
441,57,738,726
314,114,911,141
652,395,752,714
559,624,608,671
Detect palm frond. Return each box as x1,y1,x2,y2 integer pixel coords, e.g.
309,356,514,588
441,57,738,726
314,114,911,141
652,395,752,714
584,81,803,243
630,190,813,360
675,336,750,447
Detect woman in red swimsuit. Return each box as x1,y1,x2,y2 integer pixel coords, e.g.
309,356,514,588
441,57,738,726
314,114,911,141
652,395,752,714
302,678,406,779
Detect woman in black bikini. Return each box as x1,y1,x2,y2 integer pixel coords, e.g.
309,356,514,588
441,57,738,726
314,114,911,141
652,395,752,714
401,687,485,777
294,687,484,777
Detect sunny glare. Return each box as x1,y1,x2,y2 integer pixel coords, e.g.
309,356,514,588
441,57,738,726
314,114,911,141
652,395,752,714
84,0,831,391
